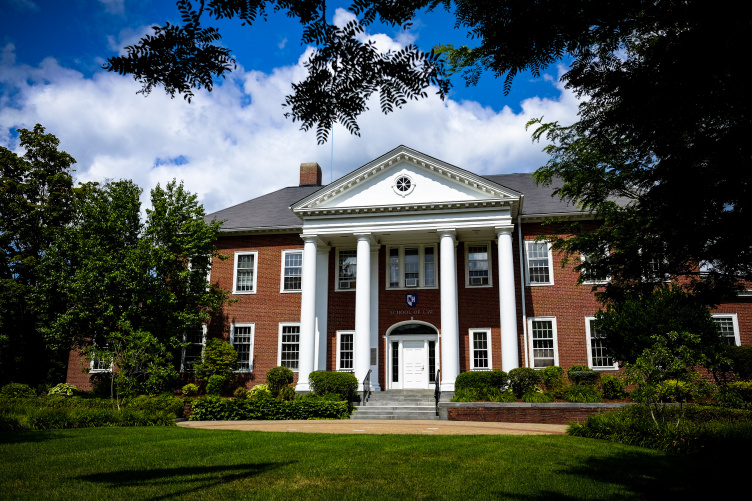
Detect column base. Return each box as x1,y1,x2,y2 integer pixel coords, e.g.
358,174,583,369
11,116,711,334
440,382,455,392
295,382,311,392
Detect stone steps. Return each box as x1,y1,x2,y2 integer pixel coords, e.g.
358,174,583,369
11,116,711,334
351,390,440,420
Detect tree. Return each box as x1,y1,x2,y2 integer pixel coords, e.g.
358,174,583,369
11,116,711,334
0,125,76,386
108,1,752,304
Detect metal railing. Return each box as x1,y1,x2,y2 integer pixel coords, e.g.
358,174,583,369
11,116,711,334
434,369,441,416
346,382,356,414
362,369,372,406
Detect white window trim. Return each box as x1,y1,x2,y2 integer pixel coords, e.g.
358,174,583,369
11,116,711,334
470,328,493,371
231,322,255,373
527,317,559,368
181,324,207,373
280,249,303,293
385,244,438,290
233,250,258,294
580,252,610,285
585,316,618,370
336,330,355,372
335,248,357,292
465,242,493,288
525,240,554,286
712,313,741,346
89,343,113,373
277,322,301,372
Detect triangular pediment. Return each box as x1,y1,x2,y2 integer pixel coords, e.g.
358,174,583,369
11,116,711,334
292,146,521,217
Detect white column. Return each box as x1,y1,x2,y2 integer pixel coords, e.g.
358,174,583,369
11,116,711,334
369,245,381,391
296,235,318,392
354,234,372,391
497,227,520,371
439,229,459,392
315,245,330,371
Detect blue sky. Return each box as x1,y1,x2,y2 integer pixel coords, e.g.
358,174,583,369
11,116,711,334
1,0,579,213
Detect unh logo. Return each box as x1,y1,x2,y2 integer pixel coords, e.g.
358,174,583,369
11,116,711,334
406,294,417,307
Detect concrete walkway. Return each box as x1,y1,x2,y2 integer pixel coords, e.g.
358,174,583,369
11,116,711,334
177,419,568,435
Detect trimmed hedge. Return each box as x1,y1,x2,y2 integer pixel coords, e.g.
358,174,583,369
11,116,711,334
308,371,357,400
508,368,542,398
454,370,509,391
189,396,350,420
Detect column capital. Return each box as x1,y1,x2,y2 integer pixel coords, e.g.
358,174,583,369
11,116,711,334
353,232,378,246
437,228,456,240
495,225,514,237
300,234,324,246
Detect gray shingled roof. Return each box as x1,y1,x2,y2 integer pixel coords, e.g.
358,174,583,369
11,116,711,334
205,173,582,231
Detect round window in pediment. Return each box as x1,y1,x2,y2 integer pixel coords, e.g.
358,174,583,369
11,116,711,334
393,174,415,196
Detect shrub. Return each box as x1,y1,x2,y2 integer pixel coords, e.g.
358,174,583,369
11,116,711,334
308,371,357,400
455,370,509,391
656,379,694,403
728,346,752,381
508,368,542,398
277,385,296,401
206,375,226,396
140,365,181,396
0,383,36,398
182,383,199,397
194,338,238,381
568,365,600,385
564,384,602,403
266,366,295,397
450,387,515,402
601,374,628,399
717,381,752,409
189,395,350,420
47,383,78,396
233,387,248,399
522,387,555,403
541,366,566,398
249,384,272,400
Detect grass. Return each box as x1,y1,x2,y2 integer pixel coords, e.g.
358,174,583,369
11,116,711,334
1,427,746,500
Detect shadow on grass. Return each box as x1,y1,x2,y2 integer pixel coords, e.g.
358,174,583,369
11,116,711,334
79,462,292,500
0,430,70,445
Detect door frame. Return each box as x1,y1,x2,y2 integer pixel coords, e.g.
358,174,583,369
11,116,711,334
384,321,439,390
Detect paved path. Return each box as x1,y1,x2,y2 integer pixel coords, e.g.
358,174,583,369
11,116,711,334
177,419,568,435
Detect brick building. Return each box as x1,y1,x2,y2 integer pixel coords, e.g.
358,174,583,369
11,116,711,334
66,145,752,391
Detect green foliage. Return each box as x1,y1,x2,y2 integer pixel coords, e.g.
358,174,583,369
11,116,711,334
508,368,542,398
540,366,566,398
277,385,296,402
266,366,295,397
717,382,752,410
182,383,199,397
563,384,602,403
451,388,515,403
522,387,554,403
233,387,248,399
189,395,350,420
205,374,226,396
655,379,695,403
567,365,600,385
0,383,36,398
47,383,78,396
454,370,509,391
194,338,238,381
248,384,272,400
568,404,752,456
600,374,627,400
308,371,357,400
728,346,752,381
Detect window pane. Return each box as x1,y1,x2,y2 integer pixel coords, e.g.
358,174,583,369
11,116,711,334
405,248,419,282
589,320,614,367
392,341,399,382
531,320,554,367
339,250,357,286
424,247,435,287
233,326,253,371
528,243,550,283
236,254,255,291
339,333,354,370
714,317,737,346
473,331,489,369
389,248,399,287
468,245,489,285
281,326,300,369
283,251,302,291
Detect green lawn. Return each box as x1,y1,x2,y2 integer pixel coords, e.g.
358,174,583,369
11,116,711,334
0,427,740,500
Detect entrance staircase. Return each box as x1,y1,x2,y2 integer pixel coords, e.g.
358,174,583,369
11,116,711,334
350,390,439,420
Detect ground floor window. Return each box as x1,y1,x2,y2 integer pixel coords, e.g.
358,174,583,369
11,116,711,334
337,331,354,371
470,328,492,370
585,317,617,370
278,323,300,370
181,325,206,373
712,314,741,346
528,317,558,368
231,323,254,372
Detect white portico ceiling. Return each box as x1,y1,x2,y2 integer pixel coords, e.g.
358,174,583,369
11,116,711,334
291,146,522,218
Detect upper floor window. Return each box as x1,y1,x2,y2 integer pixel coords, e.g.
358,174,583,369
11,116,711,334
470,328,492,370
231,323,254,372
712,314,741,346
387,245,436,289
281,250,303,292
585,317,617,370
337,249,357,290
89,343,112,373
233,251,258,294
466,243,492,287
580,251,609,285
528,317,558,368
525,241,553,286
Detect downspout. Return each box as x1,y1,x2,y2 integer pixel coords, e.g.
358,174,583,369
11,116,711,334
517,215,529,368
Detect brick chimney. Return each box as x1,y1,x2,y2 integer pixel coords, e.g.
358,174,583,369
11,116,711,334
299,162,322,186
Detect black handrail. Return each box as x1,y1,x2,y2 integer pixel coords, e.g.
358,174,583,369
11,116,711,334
346,382,355,414
362,369,372,406
434,369,441,416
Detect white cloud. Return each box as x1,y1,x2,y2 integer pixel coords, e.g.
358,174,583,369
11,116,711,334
0,30,579,216
98,0,124,15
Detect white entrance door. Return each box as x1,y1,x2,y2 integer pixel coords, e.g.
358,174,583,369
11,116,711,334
403,341,426,389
